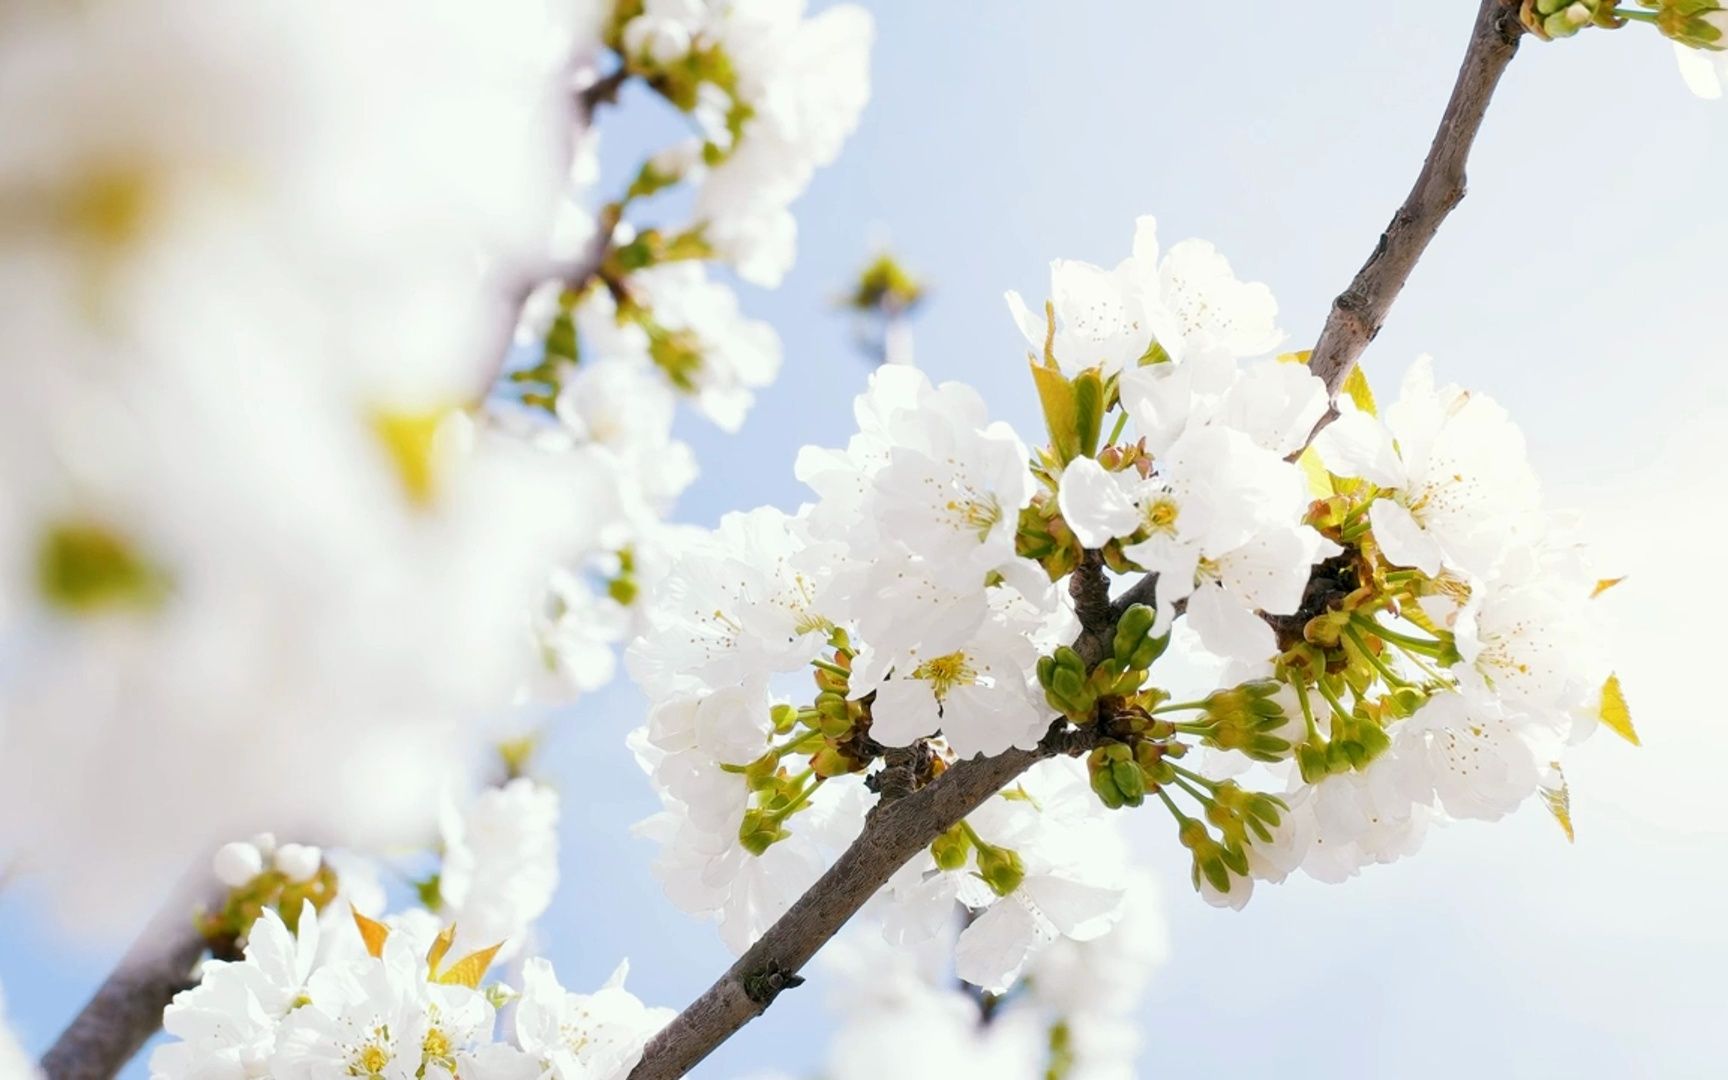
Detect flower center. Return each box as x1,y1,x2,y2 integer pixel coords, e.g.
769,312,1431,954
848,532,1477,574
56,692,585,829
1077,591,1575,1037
944,492,1003,540
1143,495,1180,535
911,651,977,699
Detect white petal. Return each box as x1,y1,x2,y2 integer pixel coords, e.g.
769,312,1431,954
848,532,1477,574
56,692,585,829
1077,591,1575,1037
1369,500,1444,576
954,897,1050,993
1186,583,1276,663
868,679,942,747
1310,410,1403,487
1056,457,1142,548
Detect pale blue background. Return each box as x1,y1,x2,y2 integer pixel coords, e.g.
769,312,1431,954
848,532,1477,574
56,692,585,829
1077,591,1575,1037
5,3,1726,1076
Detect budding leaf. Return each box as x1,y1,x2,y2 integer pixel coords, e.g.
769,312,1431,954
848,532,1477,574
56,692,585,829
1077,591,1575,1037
1596,674,1639,746
1539,762,1575,844
426,923,457,976
435,942,504,989
1029,359,1082,464
1341,365,1377,417
351,906,390,959
1590,576,1626,599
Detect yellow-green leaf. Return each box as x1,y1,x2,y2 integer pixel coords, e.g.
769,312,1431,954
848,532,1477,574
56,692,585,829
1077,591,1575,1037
1029,359,1081,464
1341,366,1377,416
1539,763,1574,844
1276,350,1314,366
1073,369,1105,459
434,942,503,989
1590,576,1626,599
352,907,390,959
1597,674,1639,746
1296,446,1334,499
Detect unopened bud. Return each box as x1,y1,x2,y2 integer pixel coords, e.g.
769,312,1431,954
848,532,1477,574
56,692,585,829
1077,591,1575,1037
274,843,322,884
974,841,1026,897
1112,603,1168,670
212,841,263,888
930,822,971,872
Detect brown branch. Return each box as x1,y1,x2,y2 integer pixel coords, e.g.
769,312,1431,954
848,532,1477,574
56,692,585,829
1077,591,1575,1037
41,871,217,1080
630,4,1531,1076
1307,0,1524,401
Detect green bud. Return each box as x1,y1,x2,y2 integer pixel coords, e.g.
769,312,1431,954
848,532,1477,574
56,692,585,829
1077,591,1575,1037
1089,658,1146,698
930,822,972,872
1087,745,1134,809
770,703,799,735
810,745,855,779
1039,646,1098,723
738,809,789,856
974,841,1026,897
1296,742,1331,784
1112,603,1169,670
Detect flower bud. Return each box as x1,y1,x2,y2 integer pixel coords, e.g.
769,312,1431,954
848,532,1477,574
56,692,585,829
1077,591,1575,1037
212,841,263,887
1037,646,1098,723
1088,744,1142,809
930,822,972,872
737,809,789,856
273,843,322,884
974,841,1026,897
1112,603,1168,670
810,745,856,779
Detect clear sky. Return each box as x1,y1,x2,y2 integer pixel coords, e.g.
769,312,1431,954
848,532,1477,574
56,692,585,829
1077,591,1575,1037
4,3,1725,1076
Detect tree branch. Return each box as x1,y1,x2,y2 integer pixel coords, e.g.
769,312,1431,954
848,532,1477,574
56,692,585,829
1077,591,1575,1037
1307,0,1524,400
41,872,217,1080
630,4,1531,1076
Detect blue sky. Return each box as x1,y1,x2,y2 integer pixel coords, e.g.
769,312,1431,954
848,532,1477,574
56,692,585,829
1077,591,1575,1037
5,3,1726,1076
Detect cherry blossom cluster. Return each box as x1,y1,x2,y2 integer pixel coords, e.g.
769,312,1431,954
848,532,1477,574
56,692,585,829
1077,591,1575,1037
628,211,1636,998
0,0,871,916
149,777,677,1080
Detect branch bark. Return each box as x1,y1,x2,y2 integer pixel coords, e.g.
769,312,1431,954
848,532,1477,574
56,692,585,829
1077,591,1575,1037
41,872,216,1080
1307,0,1524,399
630,3,1528,1075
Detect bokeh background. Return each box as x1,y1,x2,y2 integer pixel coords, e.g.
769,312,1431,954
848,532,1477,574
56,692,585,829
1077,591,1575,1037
3,3,1724,1075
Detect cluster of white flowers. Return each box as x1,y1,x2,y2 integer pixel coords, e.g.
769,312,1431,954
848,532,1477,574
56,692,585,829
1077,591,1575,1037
611,0,873,287
628,208,1635,981
626,358,1148,976
152,903,668,1080
152,777,653,1080
1020,220,1634,908
0,0,871,920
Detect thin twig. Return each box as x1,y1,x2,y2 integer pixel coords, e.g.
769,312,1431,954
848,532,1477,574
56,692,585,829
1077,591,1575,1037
628,4,1528,1075
1307,0,1524,403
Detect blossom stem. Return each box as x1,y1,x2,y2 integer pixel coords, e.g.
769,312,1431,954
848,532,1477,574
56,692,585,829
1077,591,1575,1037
1171,774,1214,806
1106,409,1129,448
1313,675,1355,725
1168,762,1221,790
1154,787,1193,824
1612,7,1658,23
1346,625,1411,688
1350,615,1445,656
771,773,823,820
1151,700,1208,714
1294,678,1320,742
811,658,850,678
